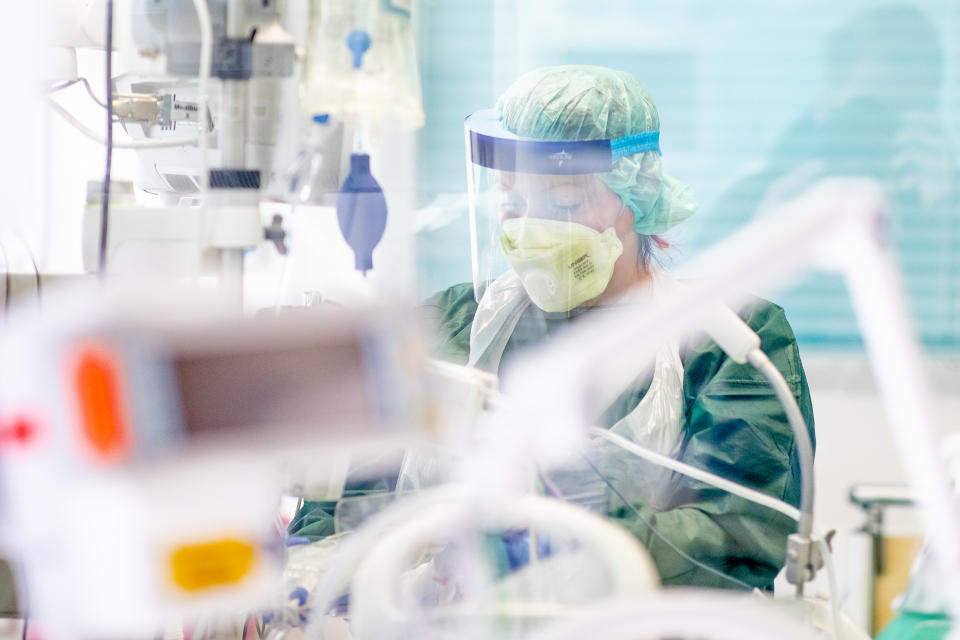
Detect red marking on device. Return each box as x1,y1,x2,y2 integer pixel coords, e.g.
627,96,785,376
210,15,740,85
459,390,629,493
0,415,39,448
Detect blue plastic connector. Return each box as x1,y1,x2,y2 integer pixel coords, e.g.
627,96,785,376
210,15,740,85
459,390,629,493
284,535,311,547
290,587,310,606
346,30,372,69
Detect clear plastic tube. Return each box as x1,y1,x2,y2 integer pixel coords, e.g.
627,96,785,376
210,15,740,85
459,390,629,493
587,427,802,523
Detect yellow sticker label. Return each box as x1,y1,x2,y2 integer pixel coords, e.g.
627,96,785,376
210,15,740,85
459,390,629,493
168,539,257,592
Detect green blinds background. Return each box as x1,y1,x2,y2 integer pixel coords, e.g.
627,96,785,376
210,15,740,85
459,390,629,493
414,0,960,351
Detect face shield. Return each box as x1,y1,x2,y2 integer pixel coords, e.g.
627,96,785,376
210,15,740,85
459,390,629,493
464,109,662,313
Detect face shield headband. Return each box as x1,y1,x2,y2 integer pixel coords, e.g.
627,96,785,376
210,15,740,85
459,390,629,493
464,109,662,175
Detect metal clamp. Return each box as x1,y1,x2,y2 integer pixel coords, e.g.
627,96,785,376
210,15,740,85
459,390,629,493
785,530,835,592
264,214,287,255
113,94,163,124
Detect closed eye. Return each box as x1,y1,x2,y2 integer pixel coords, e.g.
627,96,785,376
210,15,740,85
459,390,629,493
499,197,526,220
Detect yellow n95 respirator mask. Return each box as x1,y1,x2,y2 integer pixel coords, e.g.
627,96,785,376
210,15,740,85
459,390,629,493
499,217,624,313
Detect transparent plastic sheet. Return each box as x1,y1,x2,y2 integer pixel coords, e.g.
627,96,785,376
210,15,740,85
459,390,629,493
282,534,351,620
600,339,685,508
467,270,532,373
322,443,463,535
396,442,458,495
334,492,397,534
258,533,355,636
548,338,685,514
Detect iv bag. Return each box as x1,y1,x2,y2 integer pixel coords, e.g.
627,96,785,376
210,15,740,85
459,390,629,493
302,0,424,131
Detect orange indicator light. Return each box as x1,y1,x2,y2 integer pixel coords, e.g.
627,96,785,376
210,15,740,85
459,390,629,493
74,346,129,461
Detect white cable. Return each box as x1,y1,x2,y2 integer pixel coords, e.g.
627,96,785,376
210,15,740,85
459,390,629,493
820,537,845,640
587,427,802,523
46,98,199,149
191,0,212,206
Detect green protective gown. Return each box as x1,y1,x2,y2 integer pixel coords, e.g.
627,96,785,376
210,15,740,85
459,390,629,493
419,282,816,591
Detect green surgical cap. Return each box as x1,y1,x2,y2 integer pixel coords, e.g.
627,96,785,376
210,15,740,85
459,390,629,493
496,65,696,235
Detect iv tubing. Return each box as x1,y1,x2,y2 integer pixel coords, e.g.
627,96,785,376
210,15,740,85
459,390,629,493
586,427,802,523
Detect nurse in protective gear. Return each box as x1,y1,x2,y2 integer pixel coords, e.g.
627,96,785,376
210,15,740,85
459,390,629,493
424,65,816,591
